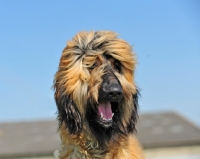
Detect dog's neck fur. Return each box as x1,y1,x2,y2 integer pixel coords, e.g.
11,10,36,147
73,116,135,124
59,125,144,159
59,126,107,159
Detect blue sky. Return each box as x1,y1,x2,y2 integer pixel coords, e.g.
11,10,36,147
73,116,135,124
0,1,199,126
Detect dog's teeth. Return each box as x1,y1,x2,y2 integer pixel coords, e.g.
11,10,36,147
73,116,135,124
100,114,112,121
104,118,111,121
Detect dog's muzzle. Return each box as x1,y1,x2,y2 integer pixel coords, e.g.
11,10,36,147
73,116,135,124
99,66,123,102
97,68,123,127
100,77,123,102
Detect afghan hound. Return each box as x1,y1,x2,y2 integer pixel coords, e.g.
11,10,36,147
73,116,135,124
54,31,144,159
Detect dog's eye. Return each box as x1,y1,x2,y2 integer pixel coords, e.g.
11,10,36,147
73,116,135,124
89,63,97,71
113,61,121,73
105,54,112,59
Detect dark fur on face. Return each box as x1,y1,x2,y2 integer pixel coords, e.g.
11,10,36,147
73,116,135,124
55,93,82,134
54,31,139,148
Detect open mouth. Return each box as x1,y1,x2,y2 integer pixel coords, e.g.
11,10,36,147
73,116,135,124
97,101,118,127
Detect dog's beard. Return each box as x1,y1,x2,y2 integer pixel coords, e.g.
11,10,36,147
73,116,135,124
86,100,127,147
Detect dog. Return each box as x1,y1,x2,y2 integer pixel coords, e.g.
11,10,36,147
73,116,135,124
53,31,144,159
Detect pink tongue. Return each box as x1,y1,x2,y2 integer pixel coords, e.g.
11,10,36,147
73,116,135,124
98,101,112,119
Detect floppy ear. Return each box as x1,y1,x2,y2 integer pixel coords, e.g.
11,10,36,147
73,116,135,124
127,89,139,133
55,92,82,134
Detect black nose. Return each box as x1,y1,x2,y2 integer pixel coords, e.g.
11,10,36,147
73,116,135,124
99,66,123,102
107,84,123,101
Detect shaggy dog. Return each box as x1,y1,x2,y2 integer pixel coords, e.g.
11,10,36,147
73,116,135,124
54,31,144,159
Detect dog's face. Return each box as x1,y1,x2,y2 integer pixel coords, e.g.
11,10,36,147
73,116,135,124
96,57,123,128
54,31,139,144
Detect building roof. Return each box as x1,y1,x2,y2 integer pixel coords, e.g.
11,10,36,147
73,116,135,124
136,111,200,148
0,120,60,158
0,111,200,158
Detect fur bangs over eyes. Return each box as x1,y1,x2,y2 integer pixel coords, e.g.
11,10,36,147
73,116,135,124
55,31,137,96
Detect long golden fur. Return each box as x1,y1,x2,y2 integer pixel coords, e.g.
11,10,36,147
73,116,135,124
54,31,144,159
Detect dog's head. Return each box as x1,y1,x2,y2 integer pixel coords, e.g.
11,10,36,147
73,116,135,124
54,31,139,145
